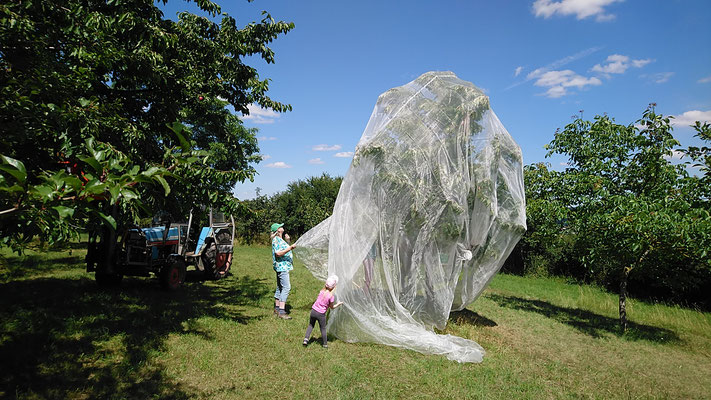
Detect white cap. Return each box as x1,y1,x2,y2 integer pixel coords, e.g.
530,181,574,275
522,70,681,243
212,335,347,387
325,275,339,289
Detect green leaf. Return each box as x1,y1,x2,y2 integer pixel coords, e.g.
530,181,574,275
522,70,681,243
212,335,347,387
96,211,116,230
120,188,139,201
84,138,96,157
83,179,106,195
0,155,28,183
142,166,161,177
131,175,153,184
78,97,91,107
63,175,83,191
32,185,55,200
0,184,24,194
80,156,102,173
52,206,75,219
155,175,170,195
108,185,120,202
167,122,191,152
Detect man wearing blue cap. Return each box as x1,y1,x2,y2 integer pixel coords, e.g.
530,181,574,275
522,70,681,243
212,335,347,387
271,222,296,319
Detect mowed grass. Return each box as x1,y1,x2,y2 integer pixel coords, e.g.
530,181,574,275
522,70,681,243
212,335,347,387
1,244,710,399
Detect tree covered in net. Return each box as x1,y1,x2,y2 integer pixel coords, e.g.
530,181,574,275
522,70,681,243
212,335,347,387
295,71,526,362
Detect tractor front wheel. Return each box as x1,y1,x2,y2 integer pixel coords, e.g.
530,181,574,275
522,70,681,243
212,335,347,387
160,259,186,290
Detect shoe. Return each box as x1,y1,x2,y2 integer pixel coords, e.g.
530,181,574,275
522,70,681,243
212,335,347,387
322,344,328,349
303,339,309,347
278,313,292,320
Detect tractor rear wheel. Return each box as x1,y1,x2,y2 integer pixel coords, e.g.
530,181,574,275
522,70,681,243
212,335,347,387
202,242,228,280
160,258,186,290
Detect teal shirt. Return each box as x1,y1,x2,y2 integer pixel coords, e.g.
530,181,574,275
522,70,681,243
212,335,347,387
271,236,293,272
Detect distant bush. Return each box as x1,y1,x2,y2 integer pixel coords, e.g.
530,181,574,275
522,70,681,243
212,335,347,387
236,173,342,244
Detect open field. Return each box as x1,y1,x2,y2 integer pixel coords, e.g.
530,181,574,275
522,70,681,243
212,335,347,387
1,244,710,399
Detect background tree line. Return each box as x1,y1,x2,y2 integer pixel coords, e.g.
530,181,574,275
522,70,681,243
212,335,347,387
234,173,342,245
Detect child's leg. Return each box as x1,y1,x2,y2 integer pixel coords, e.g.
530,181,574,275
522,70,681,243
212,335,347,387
304,310,318,341
317,311,328,346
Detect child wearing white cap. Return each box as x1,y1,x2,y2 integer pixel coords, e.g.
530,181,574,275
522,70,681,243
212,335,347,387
303,275,343,348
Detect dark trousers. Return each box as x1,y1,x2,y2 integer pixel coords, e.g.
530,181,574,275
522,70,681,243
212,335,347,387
304,309,327,345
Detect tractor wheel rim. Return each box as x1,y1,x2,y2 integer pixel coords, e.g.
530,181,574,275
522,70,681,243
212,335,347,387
170,269,179,285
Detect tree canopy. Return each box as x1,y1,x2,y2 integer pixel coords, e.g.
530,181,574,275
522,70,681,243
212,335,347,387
513,106,711,323
0,0,294,250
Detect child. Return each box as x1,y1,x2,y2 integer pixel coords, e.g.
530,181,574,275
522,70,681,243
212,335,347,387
303,275,343,348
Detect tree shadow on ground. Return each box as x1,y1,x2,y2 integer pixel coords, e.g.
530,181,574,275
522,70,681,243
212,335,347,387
0,272,271,399
486,293,680,343
449,309,498,327
0,254,85,281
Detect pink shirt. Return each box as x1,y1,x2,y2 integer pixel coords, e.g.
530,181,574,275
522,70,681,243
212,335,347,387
312,289,334,314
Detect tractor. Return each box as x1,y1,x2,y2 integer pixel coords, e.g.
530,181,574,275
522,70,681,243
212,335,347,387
86,209,234,290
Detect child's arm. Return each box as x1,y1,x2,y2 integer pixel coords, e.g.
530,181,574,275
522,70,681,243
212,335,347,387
330,301,343,309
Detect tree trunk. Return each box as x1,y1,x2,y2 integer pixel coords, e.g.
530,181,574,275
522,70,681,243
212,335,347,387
619,267,629,333
104,202,120,275
619,249,650,333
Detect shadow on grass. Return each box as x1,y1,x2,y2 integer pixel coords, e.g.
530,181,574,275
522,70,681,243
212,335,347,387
0,273,271,399
0,254,85,281
449,309,497,327
486,293,680,343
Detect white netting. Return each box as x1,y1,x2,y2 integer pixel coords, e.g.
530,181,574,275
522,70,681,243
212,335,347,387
294,71,526,362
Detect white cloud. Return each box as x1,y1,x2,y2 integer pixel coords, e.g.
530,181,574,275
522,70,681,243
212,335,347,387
632,59,652,68
697,75,711,84
241,104,280,124
308,158,325,165
514,66,524,77
664,149,685,161
591,54,653,75
546,86,569,98
265,161,292,168
258,136,278,141
532,0,623,22
671,110,711,127
312,144,342,151
640,72,674,84
334,152,354,158
529,69,602,98
505,46,602,90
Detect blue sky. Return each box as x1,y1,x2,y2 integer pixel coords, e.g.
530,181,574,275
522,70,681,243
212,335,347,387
160,0,711,199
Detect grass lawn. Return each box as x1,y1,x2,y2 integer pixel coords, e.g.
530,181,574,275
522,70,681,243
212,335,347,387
1,243,709,399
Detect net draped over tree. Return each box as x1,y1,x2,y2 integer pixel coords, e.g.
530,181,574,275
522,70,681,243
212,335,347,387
294,71,526,362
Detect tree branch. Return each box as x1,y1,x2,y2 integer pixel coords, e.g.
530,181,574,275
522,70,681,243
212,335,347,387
0,206,20,216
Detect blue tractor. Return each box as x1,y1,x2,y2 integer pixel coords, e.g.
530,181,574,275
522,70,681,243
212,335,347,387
86,209,234,290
